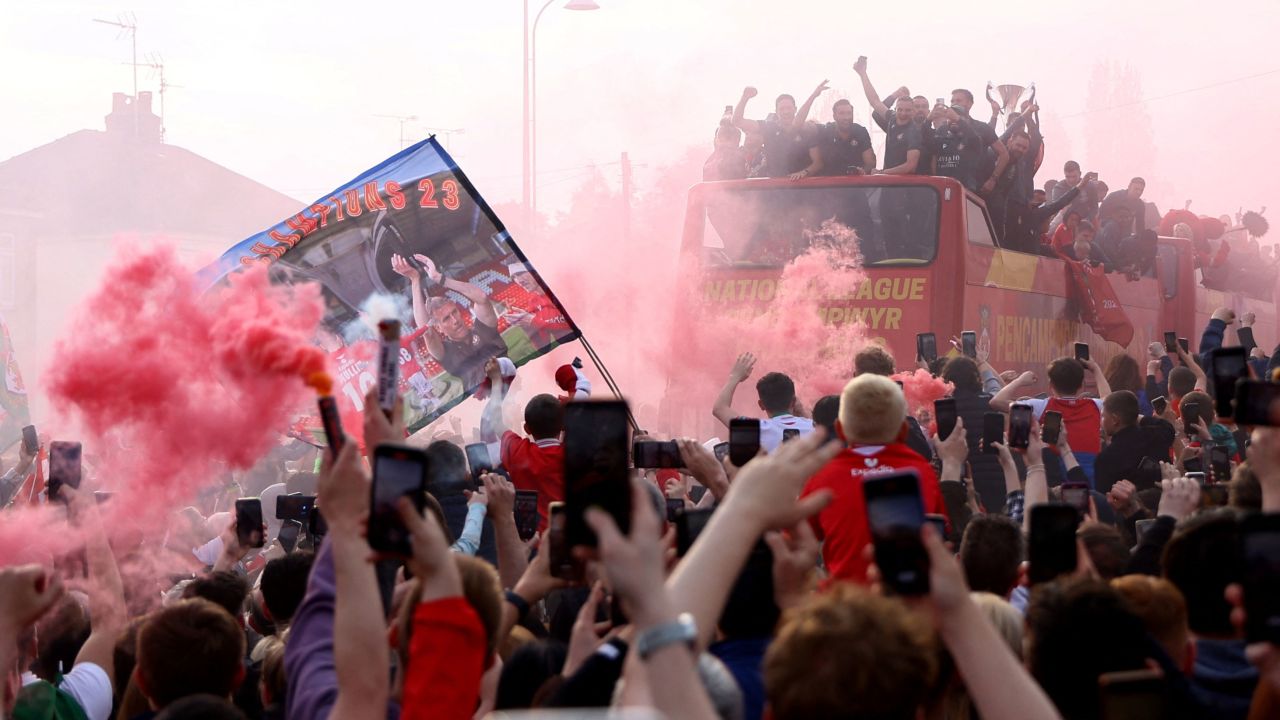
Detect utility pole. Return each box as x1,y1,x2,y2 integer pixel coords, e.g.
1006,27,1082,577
135,53,181,143
422,127,466,153
620,151,633,245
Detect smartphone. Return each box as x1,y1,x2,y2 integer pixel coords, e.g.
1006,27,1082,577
47,441,83,502
917,332,937,364
235,498,265,549
925,513,948,541
1241,512,1280,644
1207,347,1249,418
782,428,801,443
548,501,581,581
864,472,928,595
1235,380,1280,426
676,507,715,557
275,494,315,522
961,331,977,359
1028,504,1080,584
982,412,1004,454
1008,403,1033,450
1060,482,1090,514
934,398,957,441
1197,476,1228,508
1181,401,1202,439
633,440,683,469
1074,342,1090,363
1178,337,1190,354
465,442,494,483
317,395,344,456
1136,456,1161,489
729,417,761,466
278,520,303,554
1184,456,1204,474
665,497,685,523
515,490,539,542
1151,396,1168,416
21,425,37,455
563,401,632,548
1163,331,1178,354
1209,444,1232,484
1041,410,1063,445
1135,518,1156,543
712,442,730,463
1098,668,1169,720
368,444,428,555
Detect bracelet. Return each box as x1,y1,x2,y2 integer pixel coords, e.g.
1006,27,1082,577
635,613,698,660
505,590,531,622
1025,464,1046,473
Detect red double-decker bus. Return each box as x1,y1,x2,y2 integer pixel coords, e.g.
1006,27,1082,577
667,174,1276,438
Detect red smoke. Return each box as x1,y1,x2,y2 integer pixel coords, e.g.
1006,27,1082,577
0,243,327,566
892,368,954,433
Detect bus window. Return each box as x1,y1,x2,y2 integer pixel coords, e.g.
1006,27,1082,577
701,185,938,267
966,197,995,247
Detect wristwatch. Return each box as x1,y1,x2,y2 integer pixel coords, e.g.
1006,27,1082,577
635,612,697,660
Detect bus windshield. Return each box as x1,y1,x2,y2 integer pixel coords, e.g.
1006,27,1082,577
699,184,939,267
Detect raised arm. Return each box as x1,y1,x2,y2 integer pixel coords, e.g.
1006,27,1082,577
793,79,829,126
732,87,763,136
991,370,1037,412
481,358,510,442
392,254,431,331
416,254,498,328
712,352,756,429
852,56,890,118
65,486,127,687
480,472,529,589
1085,358,1112,398
984,82,1000,130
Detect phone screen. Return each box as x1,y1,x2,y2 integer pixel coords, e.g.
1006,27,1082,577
278,520,302,553
515,490,539,542
564,401,632,548
1098,669,1170,719
1208,347,1249,417
1164,331,1178,354
235,498,265,549
863,472,928,595
925,514,947,541
1199,482,1228,508
1181,401,1202,438
1209,445,1232,483
666,497,685,523
465,443,494,483
1060,482,1090,513
1041,410,1063,445
934,399,957,441
1008,404,1033,449
548,502,580,581
1074,342,1090,363
1178,337,1190,353
961,331,977,359
1242,513,1280,644
917,333,937,364
1136,456,1161,489
1151,396,1168,416
47,441,83,501
713,442,730,462
275,494,316,522
676,507,715,556
1135,518,1156,542
633,440,683,469
1029,504,1080,584
1235,380,1280,426
368,445,428,555
729,418,761,466
21,425,37,455
982,412,1004,453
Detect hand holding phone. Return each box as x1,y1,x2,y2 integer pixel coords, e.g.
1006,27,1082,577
564,401,632,548
982,412,1004,454
1041,410,1063,445
934,399,957,441
368,445,428,555
1074,342,1090,363
278,520,303,553
863,472,929,595
235,498,266,549
1029,504,1080,584
47,441,83,503
961,331,978,359
1008,404,1033,450
729,418,761,466
514,490,539,542
1163,331,1178,354
917,333,937,364
465,443,494,484
633,440,683,469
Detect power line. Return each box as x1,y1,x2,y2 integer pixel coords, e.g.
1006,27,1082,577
1059,67,1280,120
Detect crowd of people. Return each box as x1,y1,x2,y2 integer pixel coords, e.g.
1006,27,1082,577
702,57,1274,288
1,299,1280,720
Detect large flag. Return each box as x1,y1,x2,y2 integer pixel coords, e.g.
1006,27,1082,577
1060,254,1135,347
203,138,580,436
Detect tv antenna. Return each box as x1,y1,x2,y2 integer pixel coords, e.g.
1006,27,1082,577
93,13,138,100
373,114,419,149
422,127,466,152
133,53,183,142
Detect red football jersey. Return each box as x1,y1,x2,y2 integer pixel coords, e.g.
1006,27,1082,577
501,431,564,532
801,442,945,586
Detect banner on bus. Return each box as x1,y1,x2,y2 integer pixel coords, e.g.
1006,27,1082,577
202,137,580,437
1062,256,1134,348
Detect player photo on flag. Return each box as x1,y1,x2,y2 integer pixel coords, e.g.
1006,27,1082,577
203,137,580,436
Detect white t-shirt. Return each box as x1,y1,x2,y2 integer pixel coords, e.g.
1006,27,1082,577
21,662,114,720
760,414,816,452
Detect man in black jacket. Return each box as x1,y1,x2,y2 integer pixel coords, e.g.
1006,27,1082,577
1095,391,1175,494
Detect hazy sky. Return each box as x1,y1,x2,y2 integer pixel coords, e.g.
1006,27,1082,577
5,0,1280,221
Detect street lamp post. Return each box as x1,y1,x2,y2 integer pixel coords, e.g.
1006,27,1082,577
523,0,599,234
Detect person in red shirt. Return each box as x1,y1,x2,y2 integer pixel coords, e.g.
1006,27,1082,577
800,374,945,585
481,358,566,532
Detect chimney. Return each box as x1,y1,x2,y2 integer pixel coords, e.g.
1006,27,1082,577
104,91,162,144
